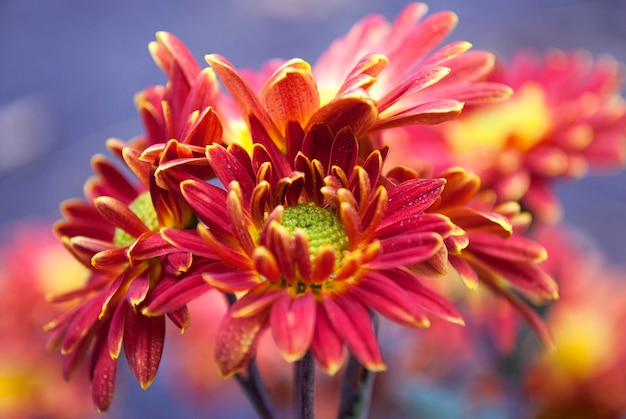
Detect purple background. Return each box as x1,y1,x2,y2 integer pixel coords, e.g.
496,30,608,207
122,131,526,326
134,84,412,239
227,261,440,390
1,0,625,417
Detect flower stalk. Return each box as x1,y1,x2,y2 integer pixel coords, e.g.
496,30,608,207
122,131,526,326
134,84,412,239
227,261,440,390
295,352,316,419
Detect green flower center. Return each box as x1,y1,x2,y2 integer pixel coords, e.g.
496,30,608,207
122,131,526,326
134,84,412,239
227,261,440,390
113,192,158,247
281,204,348,257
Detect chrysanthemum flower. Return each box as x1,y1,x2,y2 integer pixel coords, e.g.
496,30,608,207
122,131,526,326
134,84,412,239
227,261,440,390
386,166,558,344
384,49,626,222
525,226,626,418
161,123,465,377
204,2,512,154
46,140,207,411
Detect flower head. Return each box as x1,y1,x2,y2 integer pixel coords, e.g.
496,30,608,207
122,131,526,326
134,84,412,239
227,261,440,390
204,3,512,153
386,166,558,345
384,49,626,222
162,123,464,377
525,226,626,417
47,140,208,411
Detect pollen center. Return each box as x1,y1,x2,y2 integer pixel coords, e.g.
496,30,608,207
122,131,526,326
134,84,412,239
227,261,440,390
281,204,348,257
113,192,159,247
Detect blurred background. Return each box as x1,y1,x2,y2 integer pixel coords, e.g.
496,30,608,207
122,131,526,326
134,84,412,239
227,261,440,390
1,0,625,261
0,0,625,418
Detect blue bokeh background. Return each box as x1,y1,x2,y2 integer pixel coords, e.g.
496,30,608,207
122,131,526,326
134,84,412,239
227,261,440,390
1,0,625,417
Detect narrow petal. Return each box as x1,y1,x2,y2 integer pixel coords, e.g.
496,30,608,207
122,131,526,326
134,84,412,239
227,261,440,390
127,231,178,262
449,255,480,290
205,53,283,142
94,196,149,238
374,99,463,129
310,303,344,375
370,232,443,269
230,284,283,318
350,271,429,327
143,273,211,316
214,308,269,378
386,268,465,325
386,178,445,216
91,332,118,412
108,303,125,360
322,294,385,371
470,234,548,263
123,307,166,390
161,227,219,259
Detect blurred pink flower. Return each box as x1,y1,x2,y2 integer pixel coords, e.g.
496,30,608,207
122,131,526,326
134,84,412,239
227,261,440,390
383,49,626,222
0,221,97,419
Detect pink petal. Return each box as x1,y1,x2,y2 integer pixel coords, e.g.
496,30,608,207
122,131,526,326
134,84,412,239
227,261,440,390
205,54,283,142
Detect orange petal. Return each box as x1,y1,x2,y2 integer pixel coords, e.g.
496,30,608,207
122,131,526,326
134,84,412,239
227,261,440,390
259,59,320,134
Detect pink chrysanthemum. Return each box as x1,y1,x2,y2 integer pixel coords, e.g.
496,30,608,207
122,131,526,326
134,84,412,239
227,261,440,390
383,49,626,222
161,123,465,377
204,3,512,152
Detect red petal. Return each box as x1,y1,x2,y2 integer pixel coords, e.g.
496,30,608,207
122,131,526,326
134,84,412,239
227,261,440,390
322,294,385,371
386,268,464,324
386,178,444,216
350,271,429,327
270,291,316,361
123,307,165,389
310,302,344,375
370,232,443,269
94,196,149,238
91,333,118,412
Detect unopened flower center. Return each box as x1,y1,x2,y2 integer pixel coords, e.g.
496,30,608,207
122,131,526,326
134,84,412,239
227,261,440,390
113,192,158,247
281,204,348,258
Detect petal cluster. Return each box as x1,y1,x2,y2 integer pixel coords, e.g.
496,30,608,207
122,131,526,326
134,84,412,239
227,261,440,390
48,140,207,411
162,124,464,377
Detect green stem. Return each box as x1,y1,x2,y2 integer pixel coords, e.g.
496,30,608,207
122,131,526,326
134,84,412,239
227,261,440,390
294,351,315,419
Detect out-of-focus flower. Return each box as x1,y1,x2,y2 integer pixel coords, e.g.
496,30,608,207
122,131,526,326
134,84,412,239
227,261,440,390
384,49,626,222
161,123,465,378
0,221,97,419
386,166,558,344
525,226,626,418
46,140,208,411
205,2,512,152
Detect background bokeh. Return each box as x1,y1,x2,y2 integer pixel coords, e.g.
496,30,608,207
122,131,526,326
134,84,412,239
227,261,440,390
1,1,625,418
